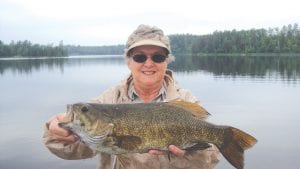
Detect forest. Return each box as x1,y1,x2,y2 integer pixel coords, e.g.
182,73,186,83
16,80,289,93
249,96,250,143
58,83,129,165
0,40,67,57
0,23,299,57
169,23,300,54
65,44,124,55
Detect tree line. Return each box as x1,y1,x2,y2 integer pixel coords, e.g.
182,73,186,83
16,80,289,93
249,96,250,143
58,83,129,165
0,23,299,57
0,40,67,57
65,45,124,55
66,23,300,55
169,23,300,54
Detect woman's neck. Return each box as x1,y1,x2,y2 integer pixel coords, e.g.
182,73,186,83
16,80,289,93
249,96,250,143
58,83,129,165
134,82,163,103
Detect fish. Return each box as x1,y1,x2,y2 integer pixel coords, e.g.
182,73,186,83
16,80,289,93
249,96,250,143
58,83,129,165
59,101,257,169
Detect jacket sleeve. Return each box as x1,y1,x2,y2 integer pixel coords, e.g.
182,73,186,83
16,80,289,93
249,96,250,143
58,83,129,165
169,144,221,169
43,116,96,160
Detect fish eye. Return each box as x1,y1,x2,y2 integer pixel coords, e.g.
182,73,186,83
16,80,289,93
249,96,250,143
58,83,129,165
81,105,89,113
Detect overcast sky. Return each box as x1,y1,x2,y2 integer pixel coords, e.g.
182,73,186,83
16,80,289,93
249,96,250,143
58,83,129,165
0,0,299,46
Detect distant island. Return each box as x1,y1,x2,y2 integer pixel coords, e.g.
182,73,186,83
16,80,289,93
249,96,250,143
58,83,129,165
0,23,299,58
64,44,124,55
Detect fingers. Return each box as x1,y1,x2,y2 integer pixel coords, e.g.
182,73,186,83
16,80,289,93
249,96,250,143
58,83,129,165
148,149,165,155
168,145,185,157
48,113,77,143
148,145,185,157
56,113,69,122
49,113,70,136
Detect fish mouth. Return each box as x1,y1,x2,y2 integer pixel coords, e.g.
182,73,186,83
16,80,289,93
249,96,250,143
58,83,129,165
58,121,82,138
66,104,75,121
67,104,72,113
63,104,75,126
58,122,71,130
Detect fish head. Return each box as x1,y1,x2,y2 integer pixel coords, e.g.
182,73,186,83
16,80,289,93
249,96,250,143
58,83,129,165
60,103,114,140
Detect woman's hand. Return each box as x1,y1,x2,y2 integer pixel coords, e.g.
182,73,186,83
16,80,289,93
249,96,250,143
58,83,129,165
148,145,185,157
48,113,77,143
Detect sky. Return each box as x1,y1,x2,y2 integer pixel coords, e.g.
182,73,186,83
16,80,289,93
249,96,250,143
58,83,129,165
0,0,299,46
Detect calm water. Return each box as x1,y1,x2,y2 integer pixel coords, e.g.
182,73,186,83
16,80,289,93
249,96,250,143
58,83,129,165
0,55,300,169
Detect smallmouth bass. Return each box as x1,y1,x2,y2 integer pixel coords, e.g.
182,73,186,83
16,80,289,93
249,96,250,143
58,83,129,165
59,101,257,169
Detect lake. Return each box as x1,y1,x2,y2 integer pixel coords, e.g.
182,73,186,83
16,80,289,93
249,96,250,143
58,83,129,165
0,54,300,169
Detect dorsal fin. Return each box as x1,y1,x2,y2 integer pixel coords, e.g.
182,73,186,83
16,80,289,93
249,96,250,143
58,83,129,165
167,101,209,119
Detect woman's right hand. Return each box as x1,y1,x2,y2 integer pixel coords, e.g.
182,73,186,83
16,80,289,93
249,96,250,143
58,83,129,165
48,113,78,143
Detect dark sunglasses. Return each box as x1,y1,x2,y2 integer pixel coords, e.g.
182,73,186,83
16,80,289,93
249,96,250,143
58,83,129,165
131,54,167,63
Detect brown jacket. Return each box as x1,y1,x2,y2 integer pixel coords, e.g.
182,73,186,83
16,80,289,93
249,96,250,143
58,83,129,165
43,70,220,169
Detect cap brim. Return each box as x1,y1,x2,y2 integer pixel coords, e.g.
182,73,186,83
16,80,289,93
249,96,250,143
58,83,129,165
127,39,169,52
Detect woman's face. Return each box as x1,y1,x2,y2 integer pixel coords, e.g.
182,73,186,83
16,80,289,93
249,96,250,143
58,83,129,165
127,45,168,88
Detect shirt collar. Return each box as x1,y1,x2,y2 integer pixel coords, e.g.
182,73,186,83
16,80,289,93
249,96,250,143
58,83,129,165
127,81,167,103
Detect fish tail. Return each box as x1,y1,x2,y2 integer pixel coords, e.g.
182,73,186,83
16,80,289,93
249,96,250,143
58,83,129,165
219,127,257,169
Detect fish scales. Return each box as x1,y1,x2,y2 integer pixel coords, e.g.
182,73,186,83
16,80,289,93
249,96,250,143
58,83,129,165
112,103,191,149
111,103,209,148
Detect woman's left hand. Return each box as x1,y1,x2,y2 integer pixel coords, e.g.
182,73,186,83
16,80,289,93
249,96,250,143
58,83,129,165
148,145,185,157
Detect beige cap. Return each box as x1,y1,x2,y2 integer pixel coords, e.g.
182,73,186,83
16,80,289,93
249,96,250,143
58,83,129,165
124,24,175,63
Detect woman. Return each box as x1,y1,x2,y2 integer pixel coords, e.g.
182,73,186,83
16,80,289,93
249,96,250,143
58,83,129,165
43,24,220,169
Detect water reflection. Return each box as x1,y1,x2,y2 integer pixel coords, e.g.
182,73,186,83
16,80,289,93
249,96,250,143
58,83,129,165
0,55,124,75
169,55,300,82
1,54,300,82
1,54,299,169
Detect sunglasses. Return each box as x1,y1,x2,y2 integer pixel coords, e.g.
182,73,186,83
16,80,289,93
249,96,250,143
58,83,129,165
131,54,167,63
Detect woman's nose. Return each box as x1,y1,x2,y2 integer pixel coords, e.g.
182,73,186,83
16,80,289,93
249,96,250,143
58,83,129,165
143,56,155,66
